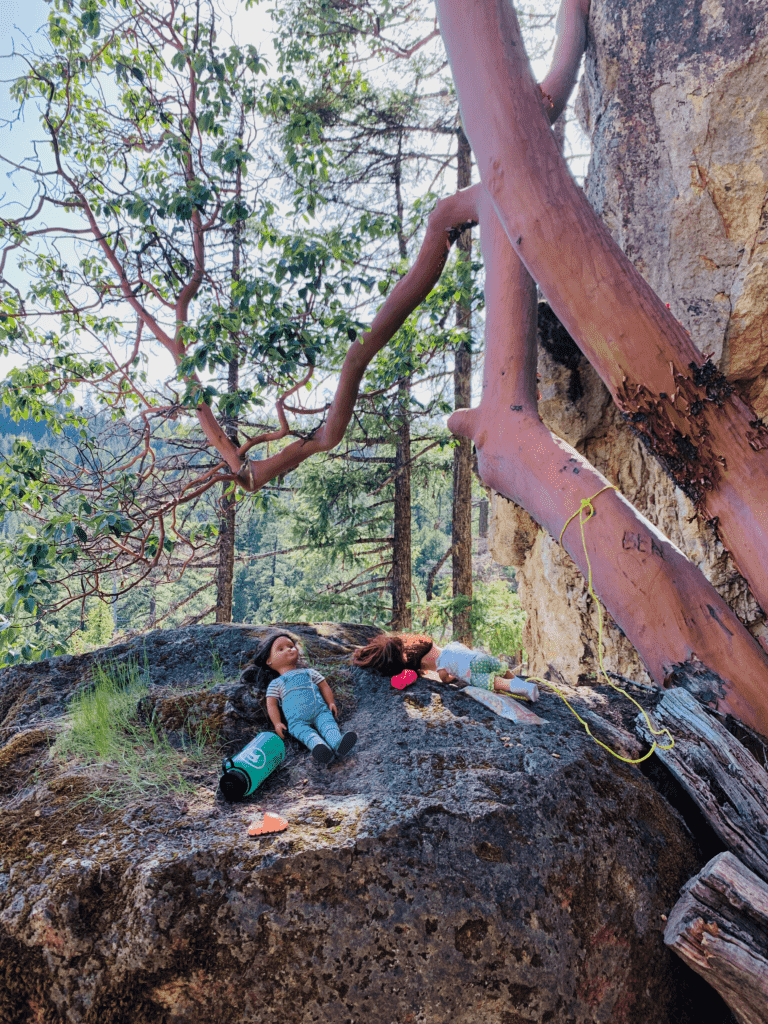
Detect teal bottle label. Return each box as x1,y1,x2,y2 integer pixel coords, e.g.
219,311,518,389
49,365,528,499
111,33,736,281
228,732,285,796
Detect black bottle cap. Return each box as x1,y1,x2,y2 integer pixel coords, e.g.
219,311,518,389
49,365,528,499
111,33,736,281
219,767,249,802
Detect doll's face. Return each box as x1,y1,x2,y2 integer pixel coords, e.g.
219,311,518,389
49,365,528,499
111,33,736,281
267,636,299,674
419,643,440,671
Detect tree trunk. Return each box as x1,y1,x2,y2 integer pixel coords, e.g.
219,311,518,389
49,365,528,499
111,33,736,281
452,126,474,644
216,185,243,625
664,852,768,1024
215,357,238,624
426,545,452,603
434,0,768,627
216,497,237,623
391,383,413,630
478,499,488,540
270,532,278,593
390,137,413,631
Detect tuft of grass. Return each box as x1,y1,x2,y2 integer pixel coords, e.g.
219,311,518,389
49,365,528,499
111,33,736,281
207,647,229,688
54,658,219,806
312,662,356,708
61,659,147,761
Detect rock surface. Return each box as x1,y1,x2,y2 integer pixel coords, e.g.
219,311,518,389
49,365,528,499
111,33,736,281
490,0,768,682
0,625,728,1023
580,0,768,400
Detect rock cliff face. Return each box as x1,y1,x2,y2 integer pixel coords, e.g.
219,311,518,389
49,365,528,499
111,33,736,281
0,624,726,1023
491,0,768,683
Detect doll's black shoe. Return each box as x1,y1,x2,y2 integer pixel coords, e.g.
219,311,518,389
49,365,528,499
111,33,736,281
312,743,334,765
335,731,358,759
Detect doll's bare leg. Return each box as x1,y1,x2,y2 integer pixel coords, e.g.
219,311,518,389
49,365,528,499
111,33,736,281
494,677,540,701
448,197,768,735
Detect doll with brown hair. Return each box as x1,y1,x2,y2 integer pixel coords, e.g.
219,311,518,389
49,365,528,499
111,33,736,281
253,632,358,765
352,633,538,700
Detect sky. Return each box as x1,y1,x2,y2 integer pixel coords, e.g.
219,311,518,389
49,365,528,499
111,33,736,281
1,0,49,207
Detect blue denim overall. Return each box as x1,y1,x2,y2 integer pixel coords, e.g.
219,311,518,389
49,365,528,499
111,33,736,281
277,669,343,752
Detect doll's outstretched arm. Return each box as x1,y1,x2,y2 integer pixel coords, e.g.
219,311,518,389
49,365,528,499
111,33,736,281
266,696,288,738
317,678,338,719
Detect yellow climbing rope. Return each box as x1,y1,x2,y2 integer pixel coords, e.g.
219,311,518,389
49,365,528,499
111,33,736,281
524,485,674,765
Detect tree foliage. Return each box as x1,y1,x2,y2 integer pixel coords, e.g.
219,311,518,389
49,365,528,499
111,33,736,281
0,0,562,663
0,0,396,655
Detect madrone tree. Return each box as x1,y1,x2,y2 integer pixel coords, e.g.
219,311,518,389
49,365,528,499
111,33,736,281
212,0,768,736
4,0,768,738
239,0,768,737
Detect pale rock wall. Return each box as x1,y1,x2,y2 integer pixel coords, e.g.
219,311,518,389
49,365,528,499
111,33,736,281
490,0,768,685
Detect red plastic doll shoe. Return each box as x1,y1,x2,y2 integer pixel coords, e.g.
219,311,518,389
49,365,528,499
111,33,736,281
391,669,418,690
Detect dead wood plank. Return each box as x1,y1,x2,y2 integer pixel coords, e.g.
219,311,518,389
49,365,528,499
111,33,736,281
635,687,768,881
664,852,768,1024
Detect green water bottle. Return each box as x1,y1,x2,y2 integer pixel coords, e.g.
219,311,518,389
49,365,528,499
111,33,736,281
219,732,286,801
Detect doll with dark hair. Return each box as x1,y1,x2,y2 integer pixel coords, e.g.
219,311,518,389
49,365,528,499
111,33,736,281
254,632,358,766
353,633,539,700
351,633,435,677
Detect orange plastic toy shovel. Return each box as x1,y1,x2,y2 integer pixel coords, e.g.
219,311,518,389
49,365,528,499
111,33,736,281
248,812,288,836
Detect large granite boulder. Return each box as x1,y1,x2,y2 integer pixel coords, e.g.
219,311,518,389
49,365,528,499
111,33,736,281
0,625,727,1023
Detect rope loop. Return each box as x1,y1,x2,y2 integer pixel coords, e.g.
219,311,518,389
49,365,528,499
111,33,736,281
527,483,675,766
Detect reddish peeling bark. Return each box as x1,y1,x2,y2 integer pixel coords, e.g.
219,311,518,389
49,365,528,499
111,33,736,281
539,0,590,122
449,194,768,737
434,0,768,621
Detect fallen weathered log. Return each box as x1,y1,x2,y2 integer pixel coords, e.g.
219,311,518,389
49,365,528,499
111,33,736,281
664,852,768,1024
635,687,768,881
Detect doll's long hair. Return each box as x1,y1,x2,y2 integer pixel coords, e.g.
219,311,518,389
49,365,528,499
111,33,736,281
352,633,434,676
